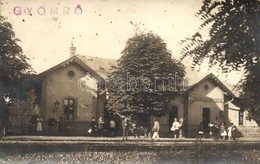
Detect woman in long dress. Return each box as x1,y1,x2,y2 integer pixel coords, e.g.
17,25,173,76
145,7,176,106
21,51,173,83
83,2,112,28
36,116,43,135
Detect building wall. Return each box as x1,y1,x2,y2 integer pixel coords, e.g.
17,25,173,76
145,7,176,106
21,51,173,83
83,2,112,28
40,62,105,135
187,79,225,137
151,94,185,137
168,95,185,120
228,108,239,126
39,63,244,137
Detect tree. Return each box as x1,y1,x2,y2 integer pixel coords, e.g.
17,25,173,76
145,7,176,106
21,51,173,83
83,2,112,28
0,16,34,134
107,31,185,121
0,16,33,92
179,0,260,124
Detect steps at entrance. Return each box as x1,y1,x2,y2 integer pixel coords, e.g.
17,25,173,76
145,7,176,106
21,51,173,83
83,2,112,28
237,126,260,137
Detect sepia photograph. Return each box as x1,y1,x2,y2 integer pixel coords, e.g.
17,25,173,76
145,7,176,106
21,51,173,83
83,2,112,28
0,0,259,163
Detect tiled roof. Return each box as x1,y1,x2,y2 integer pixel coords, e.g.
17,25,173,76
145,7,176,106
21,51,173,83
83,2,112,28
77,55,207,85
77,55,239,96
184,66,239,97
39,54,239,97
76,55,117,79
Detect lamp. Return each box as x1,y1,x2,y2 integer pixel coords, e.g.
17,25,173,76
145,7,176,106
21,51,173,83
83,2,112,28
53,100,60,113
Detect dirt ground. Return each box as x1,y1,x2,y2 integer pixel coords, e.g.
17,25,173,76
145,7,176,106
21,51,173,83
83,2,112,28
0,145,259,163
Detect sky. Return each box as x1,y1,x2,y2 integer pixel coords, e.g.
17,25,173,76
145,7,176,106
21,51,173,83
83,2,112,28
0,0,243,85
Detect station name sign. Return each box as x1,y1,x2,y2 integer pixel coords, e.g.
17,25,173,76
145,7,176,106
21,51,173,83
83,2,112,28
189,96,224,103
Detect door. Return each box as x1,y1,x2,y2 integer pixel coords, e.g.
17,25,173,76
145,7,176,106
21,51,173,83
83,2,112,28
202,108,210,133
169,106,178,131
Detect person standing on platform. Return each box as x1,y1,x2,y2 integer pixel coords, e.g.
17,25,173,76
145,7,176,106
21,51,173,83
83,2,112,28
36,115,43,135
121,116,129,140
220,122,227,141
152,119,160,140
97,116,104,137
171,118,180,140
179,118,185,140
227,123,237,141
90,117,97,137
109,118,116,137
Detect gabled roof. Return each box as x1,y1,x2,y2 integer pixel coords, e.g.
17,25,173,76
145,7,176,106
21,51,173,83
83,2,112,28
38,55,117,80
38,55,238,97
186,73,236,98
184,67,239,97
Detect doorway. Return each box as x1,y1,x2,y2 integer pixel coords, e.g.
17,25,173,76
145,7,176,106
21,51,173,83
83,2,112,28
202,108,210,133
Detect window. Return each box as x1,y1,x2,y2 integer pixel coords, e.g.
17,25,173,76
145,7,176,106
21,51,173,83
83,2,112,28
63,98,76,120
67,70,75,79
204,84,209,90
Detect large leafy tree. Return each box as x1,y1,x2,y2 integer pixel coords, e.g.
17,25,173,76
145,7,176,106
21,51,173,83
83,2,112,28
107,31,185,121
0,16,33,92
0,16,34,134
180,0,260,124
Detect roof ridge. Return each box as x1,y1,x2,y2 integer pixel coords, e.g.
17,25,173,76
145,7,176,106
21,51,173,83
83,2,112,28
76,55,117,61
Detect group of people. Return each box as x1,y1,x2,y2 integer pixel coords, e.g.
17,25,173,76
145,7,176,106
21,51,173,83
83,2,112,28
211,122,237,141
121,116,160,140
89,115,145,139
198,122,237,141
121,117,186,141
31,114,238,142
79,113,238,142
89,116,116,137
92,115,187,141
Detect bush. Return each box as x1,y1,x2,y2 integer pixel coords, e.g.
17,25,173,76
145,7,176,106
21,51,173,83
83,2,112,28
8,90,37,135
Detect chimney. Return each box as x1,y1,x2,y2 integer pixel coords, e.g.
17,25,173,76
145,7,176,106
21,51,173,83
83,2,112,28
69,42,76,57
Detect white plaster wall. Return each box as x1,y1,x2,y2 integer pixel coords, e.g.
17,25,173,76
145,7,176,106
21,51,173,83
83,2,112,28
188,79,225,126
228,109,239,126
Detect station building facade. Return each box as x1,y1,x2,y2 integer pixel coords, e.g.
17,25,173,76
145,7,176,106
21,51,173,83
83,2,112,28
38,52,245,137
154,73,242,137
38,54,116,135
